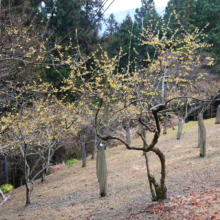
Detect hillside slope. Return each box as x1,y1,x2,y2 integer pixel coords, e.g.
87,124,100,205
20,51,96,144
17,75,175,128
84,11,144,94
1,119,220,220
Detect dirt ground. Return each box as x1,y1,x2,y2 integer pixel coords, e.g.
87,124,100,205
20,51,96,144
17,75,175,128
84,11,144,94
1,118,220,220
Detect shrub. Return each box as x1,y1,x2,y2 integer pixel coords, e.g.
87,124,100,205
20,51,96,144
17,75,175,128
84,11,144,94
0,184,13,193
65,158,78,166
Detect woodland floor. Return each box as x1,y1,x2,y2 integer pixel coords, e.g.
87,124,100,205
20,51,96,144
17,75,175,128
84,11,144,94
1,118,220,220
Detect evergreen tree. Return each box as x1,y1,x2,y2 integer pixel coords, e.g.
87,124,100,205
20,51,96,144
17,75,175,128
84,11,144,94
104,13,118,36
42,0,102,48
40,0,104,86
164,0,196,33
101,13,118,58
134,0,159,67
165,0,220,63
193,0,220,62
113,14,135,70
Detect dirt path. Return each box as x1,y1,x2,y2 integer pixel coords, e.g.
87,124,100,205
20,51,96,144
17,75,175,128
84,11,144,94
1,118,220,220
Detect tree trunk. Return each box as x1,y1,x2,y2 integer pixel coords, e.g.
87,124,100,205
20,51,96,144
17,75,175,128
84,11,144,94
91,130,97,159
144,147,167,201
25,179,33,205
41,159,46,183
163,114,167,134
177,118,183,140
215,105,220,124
198,114,206,157
41,169,46,183
142,127,146,155
81,136,86,167
97,145,107,197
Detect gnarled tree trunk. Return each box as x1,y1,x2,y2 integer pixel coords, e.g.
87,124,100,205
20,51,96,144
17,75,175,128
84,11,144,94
142,127,147,155
144,147,167,201
198,114,206,157
25,179,34,205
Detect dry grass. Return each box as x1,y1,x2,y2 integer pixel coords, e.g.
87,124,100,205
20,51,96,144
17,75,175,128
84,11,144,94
1,118,220,220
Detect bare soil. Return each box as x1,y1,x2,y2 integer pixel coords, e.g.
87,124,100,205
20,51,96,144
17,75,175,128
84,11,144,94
1,118,220,220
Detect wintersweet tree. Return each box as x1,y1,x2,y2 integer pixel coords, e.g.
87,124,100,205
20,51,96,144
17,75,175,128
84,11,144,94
0,0,69,117
0,82,86,205
66,7,218,201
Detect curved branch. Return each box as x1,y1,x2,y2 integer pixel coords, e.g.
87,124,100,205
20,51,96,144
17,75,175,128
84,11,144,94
95,98,144,151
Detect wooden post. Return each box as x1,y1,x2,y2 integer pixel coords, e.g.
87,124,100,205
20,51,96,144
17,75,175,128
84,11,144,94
4,156,8,184
207,105,211,119
91,130,97,159
198,114,206,157
125,122,131,145
96,145,100,180
193,109,197,121
163,114,167,134
169,114,175,130
177,118,183,140
215,105,220,124
96,144,107,197
81,136,86,167
198,124,200,148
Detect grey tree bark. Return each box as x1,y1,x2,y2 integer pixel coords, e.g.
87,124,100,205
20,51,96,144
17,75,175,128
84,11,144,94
97,145,107,197
198,125,200,148
25,180,34,205
81,135,86,167
163,114,168,134
144,147,167,201
198,114,206,157
177,118,183,140
215,105,220,124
